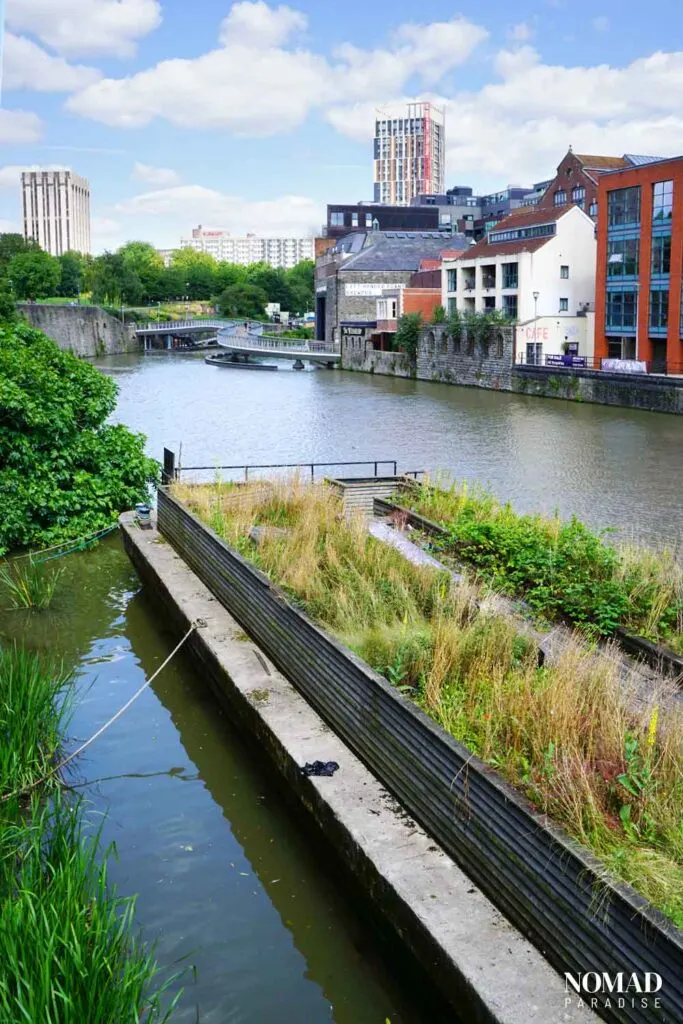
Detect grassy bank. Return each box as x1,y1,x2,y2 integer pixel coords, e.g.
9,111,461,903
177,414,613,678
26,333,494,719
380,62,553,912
173,478,683,929
0,645,177,1022
399,479,683,653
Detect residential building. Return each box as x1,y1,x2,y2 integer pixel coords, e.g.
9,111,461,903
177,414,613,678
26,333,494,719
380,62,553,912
442,205,596,365
595,155,683,373
181,226,314,268
520,149,664,222
21,169,91,256
374,102,445,205
316,230,468,346
479,186,531,231
325,202,439,240
410,187,482,238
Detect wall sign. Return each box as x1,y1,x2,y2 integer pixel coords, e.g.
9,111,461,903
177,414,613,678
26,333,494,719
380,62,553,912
344,283,405,297
341,326,365,337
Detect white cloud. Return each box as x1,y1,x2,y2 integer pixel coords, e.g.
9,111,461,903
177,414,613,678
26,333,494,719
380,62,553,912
218,1,307,48
0,109,43,143
131,162,182,186
509,22,533,42
592,16,610,32
4,34,102,92
112,184,322,237
0,164,69,188
67,7,487,133
0,220,20,233
92,216,124,251
6,0,162,58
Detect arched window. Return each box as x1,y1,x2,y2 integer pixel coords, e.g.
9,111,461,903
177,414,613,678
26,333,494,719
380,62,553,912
496,332,505,359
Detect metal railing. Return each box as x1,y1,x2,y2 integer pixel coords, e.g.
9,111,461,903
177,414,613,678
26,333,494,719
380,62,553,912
162,450,400,483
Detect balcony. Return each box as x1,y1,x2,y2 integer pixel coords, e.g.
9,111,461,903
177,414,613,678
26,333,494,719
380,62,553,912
481,265,496,291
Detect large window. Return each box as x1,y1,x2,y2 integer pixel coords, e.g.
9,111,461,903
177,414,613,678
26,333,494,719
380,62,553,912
502,294,518,319
607,237,639,277
571,186,586,207
489,223,555,243
330,212,344,227
652,180,673,222
606,290,637,329
559,298,569,312
608,187,640,227
649,289,669,330
447,268,457,292
554,190,567,206
502,262,518,288
651,234,671,276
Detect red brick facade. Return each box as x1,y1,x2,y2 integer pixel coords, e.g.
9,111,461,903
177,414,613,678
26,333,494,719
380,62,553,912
595,157,683,373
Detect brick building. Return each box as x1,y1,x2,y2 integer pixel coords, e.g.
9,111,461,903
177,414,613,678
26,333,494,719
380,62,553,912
594,155,683,373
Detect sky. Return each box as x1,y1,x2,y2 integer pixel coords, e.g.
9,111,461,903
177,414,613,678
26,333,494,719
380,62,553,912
1,0,682,253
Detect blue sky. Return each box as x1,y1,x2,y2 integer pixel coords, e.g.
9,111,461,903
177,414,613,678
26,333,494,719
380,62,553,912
1,0,682,251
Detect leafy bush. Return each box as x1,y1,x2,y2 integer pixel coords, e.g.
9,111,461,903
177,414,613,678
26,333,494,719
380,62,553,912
393,312,422,362
0,320,158,554
431,305,447,324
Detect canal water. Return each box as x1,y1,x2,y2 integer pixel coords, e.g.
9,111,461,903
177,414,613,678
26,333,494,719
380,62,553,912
105,351,682,548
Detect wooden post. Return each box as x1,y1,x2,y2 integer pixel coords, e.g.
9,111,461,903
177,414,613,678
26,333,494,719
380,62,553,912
162,448,176,484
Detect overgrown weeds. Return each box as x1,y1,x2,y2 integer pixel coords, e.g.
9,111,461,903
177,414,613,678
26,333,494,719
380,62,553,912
0,557,63,609
401,478,683,650
175,478,683,928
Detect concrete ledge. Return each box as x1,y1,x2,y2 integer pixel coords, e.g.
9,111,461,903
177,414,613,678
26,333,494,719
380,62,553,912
120,513,596,1024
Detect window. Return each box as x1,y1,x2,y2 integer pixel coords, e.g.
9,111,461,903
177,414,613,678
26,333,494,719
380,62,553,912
651,234,671,276
502,294,518,320
606,290,637,329
502,263,518,289
447,268,457,292
652,180,673,221
607,237,639,277
484,296,496,310
489,223,555,244
351,213,359,228
448,297,458,315
608,186,640,227
649,290,669,330
560,265,569,279
571,186,586,207
559,298,569,312
330,212,344,227
589,200,598,218
554,190,567,206
365,213,373,228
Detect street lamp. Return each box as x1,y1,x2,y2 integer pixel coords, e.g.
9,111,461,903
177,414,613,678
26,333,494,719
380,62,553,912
533,290,540,323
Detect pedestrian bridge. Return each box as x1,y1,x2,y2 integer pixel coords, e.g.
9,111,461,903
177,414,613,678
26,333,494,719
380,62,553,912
135,319,260,336
217,330,340,366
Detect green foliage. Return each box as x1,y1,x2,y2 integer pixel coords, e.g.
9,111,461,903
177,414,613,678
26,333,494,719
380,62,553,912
447,307,463,341
0,234,38,276
0,558,63,609
57,251,84,297
7,250,61,300
0,321,158,554
431,305,447,324
216,283,269,319
393,312,423,362
86,251,144,305
0,288,17,324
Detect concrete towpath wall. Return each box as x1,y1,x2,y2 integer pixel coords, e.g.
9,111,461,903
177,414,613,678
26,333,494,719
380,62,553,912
120,512,597,1024
19,303,140,357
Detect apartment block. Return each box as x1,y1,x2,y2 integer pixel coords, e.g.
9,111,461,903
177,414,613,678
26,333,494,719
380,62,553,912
595,156,683,373
181,226,313,269
374,103,445,205
21,169,91,256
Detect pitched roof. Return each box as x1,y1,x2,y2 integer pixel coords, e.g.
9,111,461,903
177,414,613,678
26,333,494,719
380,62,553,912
575,154,629,171
341,232,468,272
454,206,571,262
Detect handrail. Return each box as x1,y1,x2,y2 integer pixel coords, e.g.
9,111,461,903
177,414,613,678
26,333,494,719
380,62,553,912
167,455,400,482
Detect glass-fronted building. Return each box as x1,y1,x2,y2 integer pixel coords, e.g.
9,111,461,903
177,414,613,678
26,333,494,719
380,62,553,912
595,157,683,373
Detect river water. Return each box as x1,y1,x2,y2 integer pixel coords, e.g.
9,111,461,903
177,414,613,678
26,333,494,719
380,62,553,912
3,352,680,1023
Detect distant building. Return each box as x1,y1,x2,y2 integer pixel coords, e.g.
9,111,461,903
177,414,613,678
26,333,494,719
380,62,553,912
316,230,468,346
442,205,596,365
374,102,445,205
595,155,683,373
21,169,91,255
479,186,532,231
410,188,482,239
519,149,664,222
180,226,313,269
325,202,440,240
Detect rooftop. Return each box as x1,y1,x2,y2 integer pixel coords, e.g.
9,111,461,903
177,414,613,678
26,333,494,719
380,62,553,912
453,206,575,262
341,231,468,272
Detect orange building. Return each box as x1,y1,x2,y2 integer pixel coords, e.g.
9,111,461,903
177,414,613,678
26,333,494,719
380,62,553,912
595,156,683,373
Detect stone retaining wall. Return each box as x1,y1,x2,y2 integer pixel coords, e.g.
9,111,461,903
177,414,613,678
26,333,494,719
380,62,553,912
19,303,140,357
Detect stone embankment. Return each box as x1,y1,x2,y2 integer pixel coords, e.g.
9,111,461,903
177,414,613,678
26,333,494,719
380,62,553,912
18,303,139,357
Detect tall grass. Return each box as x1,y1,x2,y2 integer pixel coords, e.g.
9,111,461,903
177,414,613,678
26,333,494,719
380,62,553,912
0,557,63,610
174,478,683,928
401,478,683,651
0,645,180,1021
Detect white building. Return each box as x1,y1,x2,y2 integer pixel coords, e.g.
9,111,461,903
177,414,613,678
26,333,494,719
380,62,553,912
180,226,313,269
21,169,91,256
374,102,445,206
442,206,596,364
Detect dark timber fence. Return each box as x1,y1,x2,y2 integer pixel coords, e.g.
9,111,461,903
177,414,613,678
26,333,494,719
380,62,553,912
156,487,683,1024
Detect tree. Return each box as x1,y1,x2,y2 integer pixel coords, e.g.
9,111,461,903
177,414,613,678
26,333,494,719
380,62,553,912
0,234,39,278
7,250,61,300
246,264,293,310
393,312,422,364
58,251,84,297
214,262,247,294
0,320,158,554
170,249,217,299
285,260,314,315
119,241,164,302
216,283,268,319
87,252,143,305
